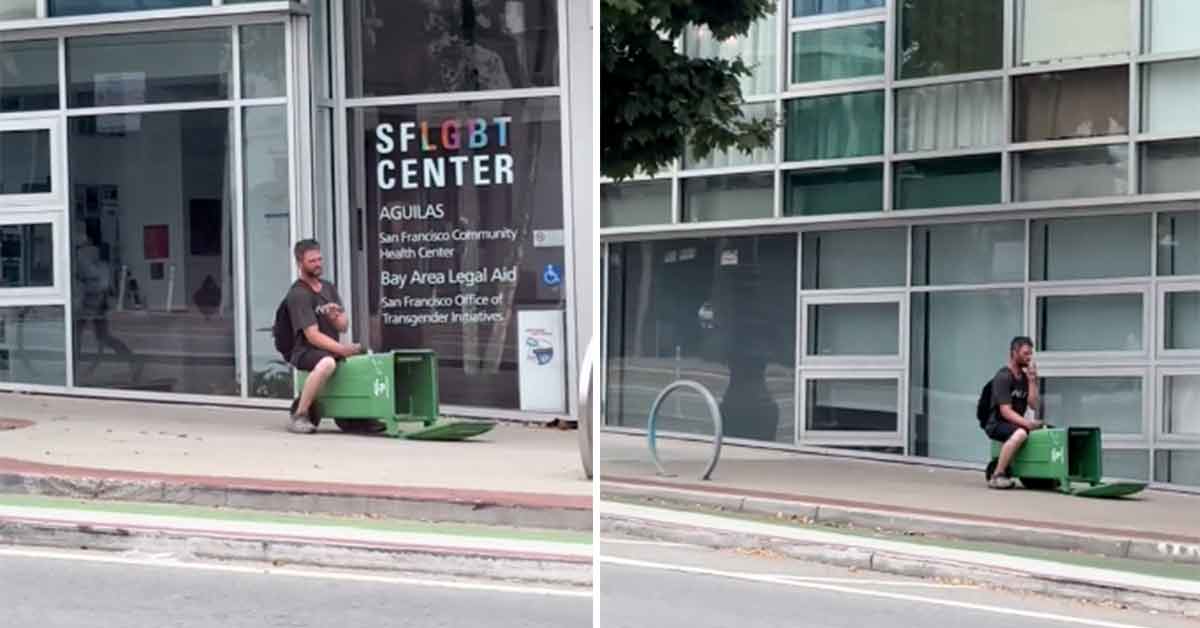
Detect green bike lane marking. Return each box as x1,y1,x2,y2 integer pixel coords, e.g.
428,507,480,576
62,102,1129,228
602,496,1200,583
0,494,591,546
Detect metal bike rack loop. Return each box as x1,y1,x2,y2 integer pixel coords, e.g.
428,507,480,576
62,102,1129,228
647,380,723,481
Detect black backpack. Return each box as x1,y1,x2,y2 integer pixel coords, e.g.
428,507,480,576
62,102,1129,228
272,298,294,360
975,380,993,428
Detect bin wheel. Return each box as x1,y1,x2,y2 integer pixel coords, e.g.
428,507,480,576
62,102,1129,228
334,419,388,434
1018,477,1061,491
289,398,322,428
985,458,998,480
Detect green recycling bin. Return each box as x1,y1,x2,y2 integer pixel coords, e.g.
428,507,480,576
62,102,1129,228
985,427,1146,498
293,350,495,441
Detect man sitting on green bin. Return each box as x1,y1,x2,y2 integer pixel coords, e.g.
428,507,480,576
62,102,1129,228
287,239,363,434
984,336,1044,489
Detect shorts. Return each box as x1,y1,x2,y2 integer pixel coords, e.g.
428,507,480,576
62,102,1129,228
290,347,338,372
984,418,1022,443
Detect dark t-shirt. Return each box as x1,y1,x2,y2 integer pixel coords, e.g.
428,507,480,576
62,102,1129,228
286,279,342,357
990,366,1029,424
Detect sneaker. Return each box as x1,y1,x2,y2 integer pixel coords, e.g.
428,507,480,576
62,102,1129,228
287,414,316,434
988,475,1015,489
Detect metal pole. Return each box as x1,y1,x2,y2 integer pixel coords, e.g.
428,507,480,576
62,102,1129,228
647,380,723,481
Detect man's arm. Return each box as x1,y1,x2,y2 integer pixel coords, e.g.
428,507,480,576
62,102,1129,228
998,403,1039,431
303,324,351,357
1025,368,1040,411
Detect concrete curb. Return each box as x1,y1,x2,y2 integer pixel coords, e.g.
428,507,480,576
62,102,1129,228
0,516,593,589
601,514,1200,619
602,480,1200,567
0,459,592,532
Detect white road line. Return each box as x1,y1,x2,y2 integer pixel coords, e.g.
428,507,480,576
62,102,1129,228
600,556,1152,628
0,547,591,599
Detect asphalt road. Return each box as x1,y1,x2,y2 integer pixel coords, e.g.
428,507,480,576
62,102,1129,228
599,539,1194,628
0,549,591,628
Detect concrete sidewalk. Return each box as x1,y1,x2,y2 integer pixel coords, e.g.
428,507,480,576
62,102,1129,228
0,393,591,530
601,432,1200,564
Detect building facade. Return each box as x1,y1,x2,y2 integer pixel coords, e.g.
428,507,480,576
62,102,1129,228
0,0,592,423
601,0,1200,489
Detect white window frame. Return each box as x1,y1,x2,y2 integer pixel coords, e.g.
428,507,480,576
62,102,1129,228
1029,282,1152,364
0,210,65,304
1037,365,1152,448
0,118,63,208
1156,280,1200,359
786,14,887,93
1156,365,1200,444
798,368,906,448
799,291,905,369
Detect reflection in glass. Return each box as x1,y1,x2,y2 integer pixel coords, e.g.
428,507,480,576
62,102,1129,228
1164,292,1200,350
0,40,59,113
682,173,774,223
1039,377,1142,434
685,103,775,169
0,224,53,288
1164,375,1200,435
685,14,776,97
794,0,884,18
786,91,884,161
604,236,798,443
0,306,67,386
1031,214,1150,281
68,29,232,107
807,379,898,431
1143,0,1200,54
1037,294,1144,352
0,130,52,195
807,302,898,356
1106,450,1150,481
1014,67,1129,142
802,228,906,289
1020,0,1130,65
244,107,291,398
50,0,207,16
70,110,236,395
910,290,1023,460
1142,59,1200,135
898,0,1002,79
912,221,1024,286
1157,211,1200,277
1141,139,1200,195
346,0,558,97
895,155,1001,210
601,180,673,228
0,0,36,20
785,165,881,216
895,80,1002,153
791,23,884,84
1155,450,1200,487
1015,145,1128,202
241,24,286,99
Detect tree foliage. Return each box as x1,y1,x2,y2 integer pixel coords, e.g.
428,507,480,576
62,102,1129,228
601,0,777,181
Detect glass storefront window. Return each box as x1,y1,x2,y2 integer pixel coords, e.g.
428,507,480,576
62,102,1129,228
1040,376,1143,434
784,165,882,216
1141,139,1200,195
897,0,1002,79
1106,450,1150,481
1155,450,1200,486
50,0,208,16
0,306,67,386
1014,145,1129,202
69,109,236,395
0,224,54,288
1164,375,1200,434
240,24,286,99
1158,211,1200,277
345,0,559,98
1014,67,1129,143
685,103,775,170
1142,59,1200,135
0,1,36,20
807,302,898,356
894,155,1001,210
604,235,798,443
910,290,1023,460
1019,0,1131,65
682,173,774,223
1144,0,1200,54
912,221,1025,286
802,228,906,290
0,40,59,113
68,28,233,107
601,180,673,228
311,0,332,100
686,15,777,98
896,79,1003,153
1031,214,1150,281
785,91,884,161
1037,294,1144,352
243,106,291,399
1164,292,1200,350
791,23,884,84
806,379,898,431
794,0,884,18
0,130,52,195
